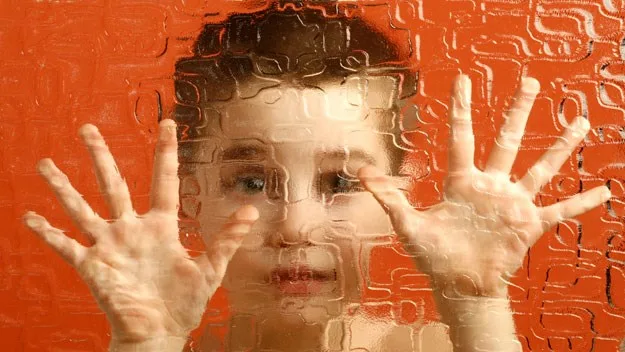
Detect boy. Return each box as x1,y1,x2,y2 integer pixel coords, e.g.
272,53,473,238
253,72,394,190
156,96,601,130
22,4,609,351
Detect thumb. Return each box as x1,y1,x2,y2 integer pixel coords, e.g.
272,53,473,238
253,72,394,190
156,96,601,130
196,205,259,285
357,165,420,237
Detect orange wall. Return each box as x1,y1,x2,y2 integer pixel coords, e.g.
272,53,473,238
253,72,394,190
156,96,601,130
1,1,624,351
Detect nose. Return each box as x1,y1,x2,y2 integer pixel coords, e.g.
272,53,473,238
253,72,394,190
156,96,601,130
267,199,326,247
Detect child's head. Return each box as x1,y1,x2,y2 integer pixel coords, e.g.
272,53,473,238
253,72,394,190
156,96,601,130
173,4,417,320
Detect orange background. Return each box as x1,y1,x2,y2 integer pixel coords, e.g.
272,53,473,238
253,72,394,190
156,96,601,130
2,0,625,351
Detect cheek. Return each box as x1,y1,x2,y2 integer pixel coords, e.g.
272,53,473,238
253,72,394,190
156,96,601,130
328,193,392,236
198,201,272,251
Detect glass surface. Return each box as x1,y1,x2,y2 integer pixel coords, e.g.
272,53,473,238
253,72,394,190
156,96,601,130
2,1,624,351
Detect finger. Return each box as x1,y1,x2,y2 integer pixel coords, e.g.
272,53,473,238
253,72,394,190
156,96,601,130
484,77,540,175
538,186,611,234
448,74,475,175
197,205,259,283
150,119,180,214
37,158,106,237
518,116,590,195
79,124,133,219
358,165,420,236
23,211,87,268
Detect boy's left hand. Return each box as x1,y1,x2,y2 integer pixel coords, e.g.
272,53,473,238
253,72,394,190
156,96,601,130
358,74,610,298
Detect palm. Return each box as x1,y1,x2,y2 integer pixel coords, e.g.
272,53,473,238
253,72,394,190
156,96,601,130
76,215,209,341
415,172,543,297
23,120,257,342
360,75,609,298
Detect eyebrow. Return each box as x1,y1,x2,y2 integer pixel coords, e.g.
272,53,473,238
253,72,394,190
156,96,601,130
315,148,378,166
222,144,267,161
222,144,379,166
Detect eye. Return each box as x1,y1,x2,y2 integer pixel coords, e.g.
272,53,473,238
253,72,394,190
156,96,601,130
233,175,265,195
220,165,266,196
320,171,363,195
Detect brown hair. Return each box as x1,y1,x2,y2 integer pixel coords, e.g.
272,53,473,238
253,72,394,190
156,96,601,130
173,2,417,174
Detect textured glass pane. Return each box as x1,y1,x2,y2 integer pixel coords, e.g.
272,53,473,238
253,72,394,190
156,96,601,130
3,1,624,351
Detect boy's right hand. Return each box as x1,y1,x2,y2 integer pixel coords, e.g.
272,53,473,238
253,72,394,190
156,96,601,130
22,120,258,346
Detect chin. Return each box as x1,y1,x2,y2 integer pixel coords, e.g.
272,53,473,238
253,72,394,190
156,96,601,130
223,279,354,320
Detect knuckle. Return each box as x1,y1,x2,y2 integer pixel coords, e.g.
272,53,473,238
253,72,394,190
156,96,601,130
530,159,554,181
108,216,138,240
104,177,129,196
78,123,99,139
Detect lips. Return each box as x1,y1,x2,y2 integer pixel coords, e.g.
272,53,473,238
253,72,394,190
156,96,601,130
269,265,337,295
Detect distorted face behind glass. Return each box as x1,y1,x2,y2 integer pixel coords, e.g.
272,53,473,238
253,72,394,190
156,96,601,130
174,9,413,323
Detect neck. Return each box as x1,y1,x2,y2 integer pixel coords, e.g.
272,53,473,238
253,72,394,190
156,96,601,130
197,306,419,352
198,311,329,351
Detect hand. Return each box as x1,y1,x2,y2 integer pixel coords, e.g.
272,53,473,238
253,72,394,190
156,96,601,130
22,120,258,344
359,74,610,299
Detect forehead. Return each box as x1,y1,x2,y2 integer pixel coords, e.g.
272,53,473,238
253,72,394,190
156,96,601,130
210,77,398,167
216,76,397,139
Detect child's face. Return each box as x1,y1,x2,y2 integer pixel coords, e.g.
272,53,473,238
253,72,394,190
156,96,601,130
195,78,398,319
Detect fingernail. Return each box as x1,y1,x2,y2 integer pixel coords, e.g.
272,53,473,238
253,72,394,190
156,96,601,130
237,205,259,222
456,75,471,106
602,189,612,202
78,124,99,139
456,74,468,89
25,216,43,229
521,77,540,94
160,119,176,127
360,165,383,179
37,159,53,176
459,74,470,85
160,125,175,142
577,116,590,131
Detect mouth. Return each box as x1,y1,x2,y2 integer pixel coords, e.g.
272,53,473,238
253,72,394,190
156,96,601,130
269,265,337,295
